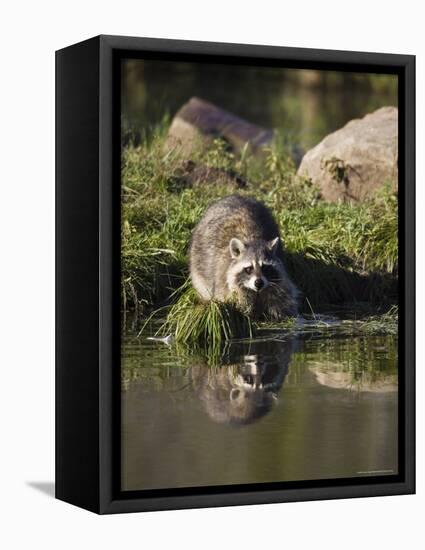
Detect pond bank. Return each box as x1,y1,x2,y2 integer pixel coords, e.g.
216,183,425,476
121,124,398,327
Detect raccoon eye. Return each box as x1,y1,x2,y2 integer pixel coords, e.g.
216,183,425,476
262,264,278,279
244,266,253,275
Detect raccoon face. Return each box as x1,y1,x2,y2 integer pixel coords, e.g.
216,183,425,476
233,355,277,391
227,236,283,293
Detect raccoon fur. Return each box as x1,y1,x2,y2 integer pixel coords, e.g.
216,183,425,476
189,195,298,319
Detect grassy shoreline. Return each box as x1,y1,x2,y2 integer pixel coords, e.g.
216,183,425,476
121,125,398,343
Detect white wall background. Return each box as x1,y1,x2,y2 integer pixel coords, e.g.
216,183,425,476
0,1,422,548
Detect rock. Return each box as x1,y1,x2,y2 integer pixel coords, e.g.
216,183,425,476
309,364,398,393
169,160,247,191
297,106,398,202
164,97,273,157
181,161,247,188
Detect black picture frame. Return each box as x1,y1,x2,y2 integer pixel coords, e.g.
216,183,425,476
56,35,415,514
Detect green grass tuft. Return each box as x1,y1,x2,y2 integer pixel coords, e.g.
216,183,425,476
156,284,255,347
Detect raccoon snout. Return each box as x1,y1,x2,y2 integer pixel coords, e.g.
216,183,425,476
254,278,264,290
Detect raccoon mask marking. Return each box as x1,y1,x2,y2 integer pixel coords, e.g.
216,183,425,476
227,236,284,294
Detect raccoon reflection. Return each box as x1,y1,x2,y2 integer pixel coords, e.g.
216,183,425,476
191,341,293,425
190,195,298,320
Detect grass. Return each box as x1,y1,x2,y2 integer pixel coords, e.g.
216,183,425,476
121,122,398,344
145,283,255,348
347,305,398,335
137,289,398,350
261,304,398,338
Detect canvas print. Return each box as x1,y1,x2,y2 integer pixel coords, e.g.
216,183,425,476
120,58,398,492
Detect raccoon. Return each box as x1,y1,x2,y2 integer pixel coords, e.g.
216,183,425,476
190,195,298,319
191,339,293,425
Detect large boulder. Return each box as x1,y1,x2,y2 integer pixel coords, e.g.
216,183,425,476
297,106,398,202
164,97,273,157
170,160,247,190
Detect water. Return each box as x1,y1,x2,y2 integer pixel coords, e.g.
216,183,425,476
122,59,397,149
121,332,398,491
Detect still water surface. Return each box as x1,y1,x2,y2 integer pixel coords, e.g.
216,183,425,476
121,332,398,491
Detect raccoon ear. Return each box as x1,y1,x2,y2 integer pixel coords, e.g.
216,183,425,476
267,236,280,255
229,238,245,259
